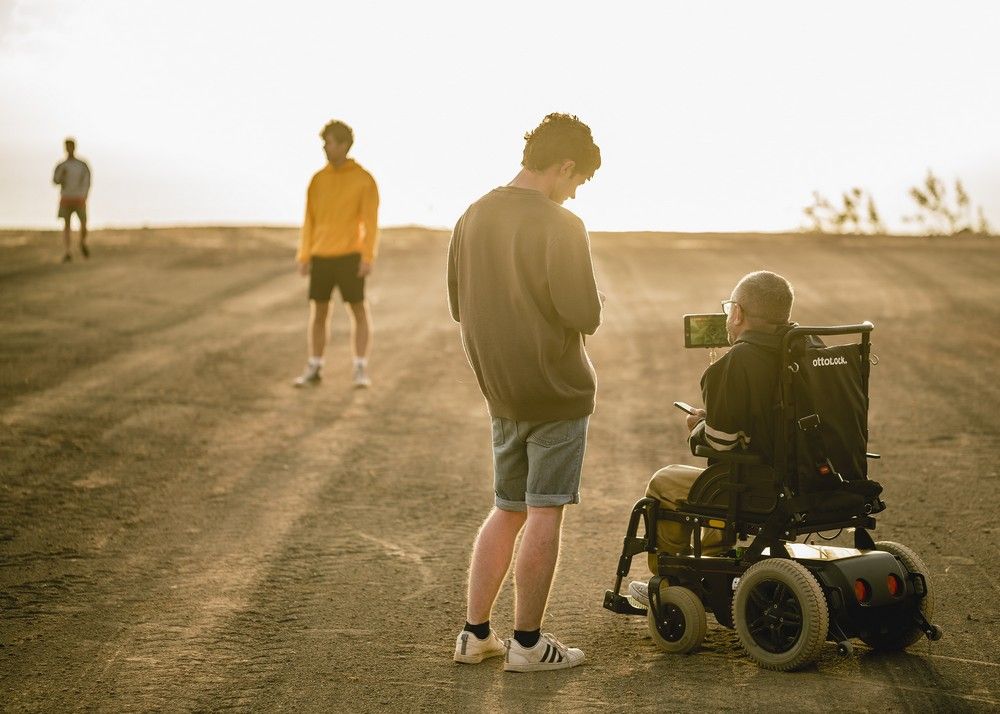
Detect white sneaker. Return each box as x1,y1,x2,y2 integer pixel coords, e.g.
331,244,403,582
293,364,322,388
503,633,584,672
628,580,649,608
453,629,505,664
352,363,371,388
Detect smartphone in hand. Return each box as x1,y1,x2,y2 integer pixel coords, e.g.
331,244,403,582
673,401,700,415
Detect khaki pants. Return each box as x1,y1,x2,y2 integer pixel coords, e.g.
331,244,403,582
645,464,729,573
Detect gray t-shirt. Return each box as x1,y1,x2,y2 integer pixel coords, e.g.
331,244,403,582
447,186,603,421
53,158,91,199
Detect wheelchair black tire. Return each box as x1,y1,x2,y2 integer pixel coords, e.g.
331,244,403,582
647,585,706,655
860,541,935,651
733,558,829,671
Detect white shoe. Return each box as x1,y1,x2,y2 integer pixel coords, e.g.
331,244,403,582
454,629,505,664
628,580,649,608
293,364,322,388
352,363,371,388
503,633,585,672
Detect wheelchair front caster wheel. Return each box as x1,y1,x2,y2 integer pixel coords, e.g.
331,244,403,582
928,625,943,641
647,585,706,655
836,640,853,657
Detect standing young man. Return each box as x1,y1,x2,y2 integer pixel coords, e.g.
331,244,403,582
447,113,603,672
294,119,380,388
52,137,91,263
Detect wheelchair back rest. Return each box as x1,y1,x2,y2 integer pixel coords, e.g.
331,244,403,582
790,342,869,491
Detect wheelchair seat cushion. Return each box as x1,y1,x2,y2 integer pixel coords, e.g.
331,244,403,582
678,463,884,523
681,462,777,514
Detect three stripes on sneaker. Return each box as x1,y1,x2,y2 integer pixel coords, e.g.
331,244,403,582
538,642,565,663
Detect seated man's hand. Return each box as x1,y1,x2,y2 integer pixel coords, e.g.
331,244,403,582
686,409,706,432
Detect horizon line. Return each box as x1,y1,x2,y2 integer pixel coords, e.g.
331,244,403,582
1,222,987,239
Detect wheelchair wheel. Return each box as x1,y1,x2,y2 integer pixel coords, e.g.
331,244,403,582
647,585,706,654
860,541,936,651
733,558,829,671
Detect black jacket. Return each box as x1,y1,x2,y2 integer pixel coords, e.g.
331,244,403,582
689,326,791,465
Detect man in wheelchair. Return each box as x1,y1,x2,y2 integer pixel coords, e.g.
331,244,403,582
604,271,941,671
639,270,798,569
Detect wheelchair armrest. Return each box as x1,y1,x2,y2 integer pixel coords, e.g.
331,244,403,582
694,445,763,465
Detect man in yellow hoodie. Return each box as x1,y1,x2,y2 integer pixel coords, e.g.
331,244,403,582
294,120,380,388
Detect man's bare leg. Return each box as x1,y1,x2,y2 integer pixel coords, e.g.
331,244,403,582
513,505,564,631
79,216,88,257
62,218,72,261
346,300,371,359
466,507,527,624
501,504,584,670
293,299,329,386
347,300,372,386
308,300,330,358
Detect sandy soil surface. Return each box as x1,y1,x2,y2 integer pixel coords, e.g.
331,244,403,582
1,227,998,712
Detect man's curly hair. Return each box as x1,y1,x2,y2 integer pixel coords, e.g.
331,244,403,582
521,113,601,179
320,120,354,152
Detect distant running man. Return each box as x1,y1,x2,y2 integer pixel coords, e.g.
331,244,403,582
52,137,91,262
294,120,380,388
448,113,602,672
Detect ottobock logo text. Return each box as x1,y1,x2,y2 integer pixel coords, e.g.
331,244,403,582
812,356,848,367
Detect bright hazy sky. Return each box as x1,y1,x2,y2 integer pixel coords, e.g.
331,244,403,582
1,0,998,232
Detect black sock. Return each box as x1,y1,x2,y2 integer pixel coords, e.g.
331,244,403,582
513,629,540,648
463,620,490,640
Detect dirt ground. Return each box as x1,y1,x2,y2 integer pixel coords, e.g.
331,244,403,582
1,226,998,712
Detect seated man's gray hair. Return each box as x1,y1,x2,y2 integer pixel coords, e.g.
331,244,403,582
734,270,794,324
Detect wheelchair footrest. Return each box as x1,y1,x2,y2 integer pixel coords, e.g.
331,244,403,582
603,590,647,616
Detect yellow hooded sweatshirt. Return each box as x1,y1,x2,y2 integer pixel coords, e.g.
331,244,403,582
297,159,379,264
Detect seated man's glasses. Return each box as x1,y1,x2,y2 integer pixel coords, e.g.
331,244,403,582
721,300,738,317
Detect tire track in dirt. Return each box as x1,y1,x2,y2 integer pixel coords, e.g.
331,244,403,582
1,240,346,708
4,243,455,710
69,392,391,711
854,246,1000,641
1,311,328,706
0,267,309,634
0,241,294,408
177,281,487,711
1,268,298,431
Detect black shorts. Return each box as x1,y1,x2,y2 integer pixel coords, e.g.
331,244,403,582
308,253,365,303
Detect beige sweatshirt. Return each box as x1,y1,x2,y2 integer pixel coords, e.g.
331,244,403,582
447,186,603,421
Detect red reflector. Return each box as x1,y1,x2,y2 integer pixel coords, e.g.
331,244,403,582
819,465,830,475
887,574,903,596
854,579,871,603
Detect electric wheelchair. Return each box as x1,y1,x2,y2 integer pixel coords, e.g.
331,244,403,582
603,322,942,671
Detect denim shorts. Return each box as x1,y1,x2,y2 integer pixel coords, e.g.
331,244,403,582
491,416,589,511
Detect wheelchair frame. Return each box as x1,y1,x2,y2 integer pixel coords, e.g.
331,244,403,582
603,322,942,670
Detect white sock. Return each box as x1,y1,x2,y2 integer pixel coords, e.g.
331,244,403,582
353,357,367,369
308,356,324,368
